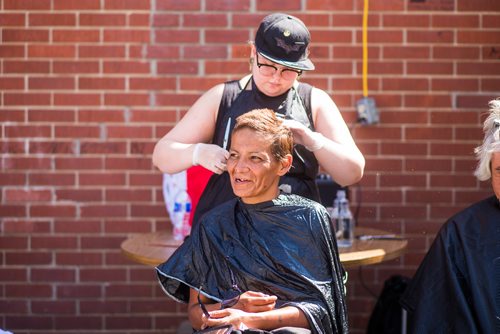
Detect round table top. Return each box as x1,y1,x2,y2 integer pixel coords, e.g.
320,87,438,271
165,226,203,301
121,226,407,268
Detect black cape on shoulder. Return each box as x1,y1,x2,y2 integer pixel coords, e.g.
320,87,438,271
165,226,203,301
400,195,500,334
156,194,349,334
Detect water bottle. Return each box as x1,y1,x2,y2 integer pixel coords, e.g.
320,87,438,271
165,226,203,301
334,190,354,248
171,190,192,241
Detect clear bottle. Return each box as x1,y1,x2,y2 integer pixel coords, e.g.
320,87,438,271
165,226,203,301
171,190,192,241
334,190,354,248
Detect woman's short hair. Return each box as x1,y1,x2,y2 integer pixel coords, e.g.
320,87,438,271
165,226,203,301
474,98,500,181
233,108,293,162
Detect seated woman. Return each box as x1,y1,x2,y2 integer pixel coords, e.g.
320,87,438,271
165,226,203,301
156,108,348,334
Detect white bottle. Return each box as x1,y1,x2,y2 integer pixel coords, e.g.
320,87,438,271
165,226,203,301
334,190,354,248
171,190,192,241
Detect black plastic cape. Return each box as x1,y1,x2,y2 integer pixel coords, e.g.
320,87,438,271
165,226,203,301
156,194,349,334
400,195,500,334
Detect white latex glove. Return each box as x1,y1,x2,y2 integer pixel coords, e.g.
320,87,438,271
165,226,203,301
283,119,325,152
192,143,229,174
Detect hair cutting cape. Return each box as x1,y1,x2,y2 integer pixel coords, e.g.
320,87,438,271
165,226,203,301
156,194,349,334
400,195,500,334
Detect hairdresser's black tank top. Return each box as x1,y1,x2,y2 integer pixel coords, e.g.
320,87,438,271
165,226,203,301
193,77,320,226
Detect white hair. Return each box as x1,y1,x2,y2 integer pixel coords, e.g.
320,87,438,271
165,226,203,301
474,98,500,181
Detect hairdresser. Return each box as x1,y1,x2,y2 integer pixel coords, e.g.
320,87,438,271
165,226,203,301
152,13,365,225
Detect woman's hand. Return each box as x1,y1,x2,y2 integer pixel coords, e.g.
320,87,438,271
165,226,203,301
234,291,277,313
202,308,249,331
282,119,325,152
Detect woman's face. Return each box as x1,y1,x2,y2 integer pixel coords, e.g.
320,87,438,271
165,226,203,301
492,152,500,200
250,47,300,97
227,128,291,204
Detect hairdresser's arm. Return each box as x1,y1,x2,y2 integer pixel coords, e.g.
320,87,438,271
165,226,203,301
311,88,365,186
152,84,224,174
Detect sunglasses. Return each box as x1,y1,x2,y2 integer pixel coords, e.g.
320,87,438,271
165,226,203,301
197,283,242,319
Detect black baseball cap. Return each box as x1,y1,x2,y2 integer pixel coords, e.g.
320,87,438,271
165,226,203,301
255,13,315,71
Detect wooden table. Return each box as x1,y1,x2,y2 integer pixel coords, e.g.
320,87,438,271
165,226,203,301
121,227,407,268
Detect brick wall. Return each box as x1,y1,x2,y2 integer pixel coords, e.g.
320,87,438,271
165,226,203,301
1,0,499,333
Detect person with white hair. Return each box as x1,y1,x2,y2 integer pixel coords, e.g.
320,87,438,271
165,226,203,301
400,98,500,334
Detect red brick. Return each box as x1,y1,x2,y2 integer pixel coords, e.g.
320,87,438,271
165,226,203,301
56,189,103,202
431,173,477,188
79,173,126,186
53,61,99,73
157,61,198,74
53,0,101,10
155,93,200,107
55,125,100,138
103,61,150,74
431,142,476,156
4,316,53,330
29,45,76,58
0,109,25,122
28,109,76,122
29,77,75,90
0,77,24,90
183,14,228,27
404,94,451,108
107,126,153,139
0,300,28,313
55,157,103,170
105,157,152,170
0,236,28,249
130,141,156,155
5,189,52,202
104,93,150,106
483,14,500,28
81,236,124,249
433,46,480,59
4,0,51,10
130,173,161,186
257,0,299,11
155,30,199,43
29,13,76,26
365,158,403,172
31,205,77,218
384,46,430,59
80,142,127,155
432,14,479,28
4,60,50,73
130,14,150,27
29,172,76,186
381,142,428,155
152,14,180,27
405,158,453,172
458,31,500,44
382,78,429,91
456,94,497,108
483,46,500,60
482,78,500,91
0,172,26,185
78,109,124,123
131,204,166,217
4,93,51,106
0,45,25,57
156,0,201,11
1,220,51,233
55,316,103,330
32,300,76,314
56,284,102,298
382,14,430,27
31,269,76,282
79,13,126,26
0,140,25,154
184,45,228,59
54,93,101,106
179,77,226,91
80,300,128,314
129,77,176,91
307,0,355,10
78,77,125,90
6,253,52,266
458,0,500,11
80,268,127,282
0,13,26,26
5,284,52,299
103,219,152,233
431,78,479,91
205,29,250,44
56,253,103,266
103,30,150,43
105,284,154,298
105,0,150,10
2,29,49,42
53,30,100,42
79,45,126,58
